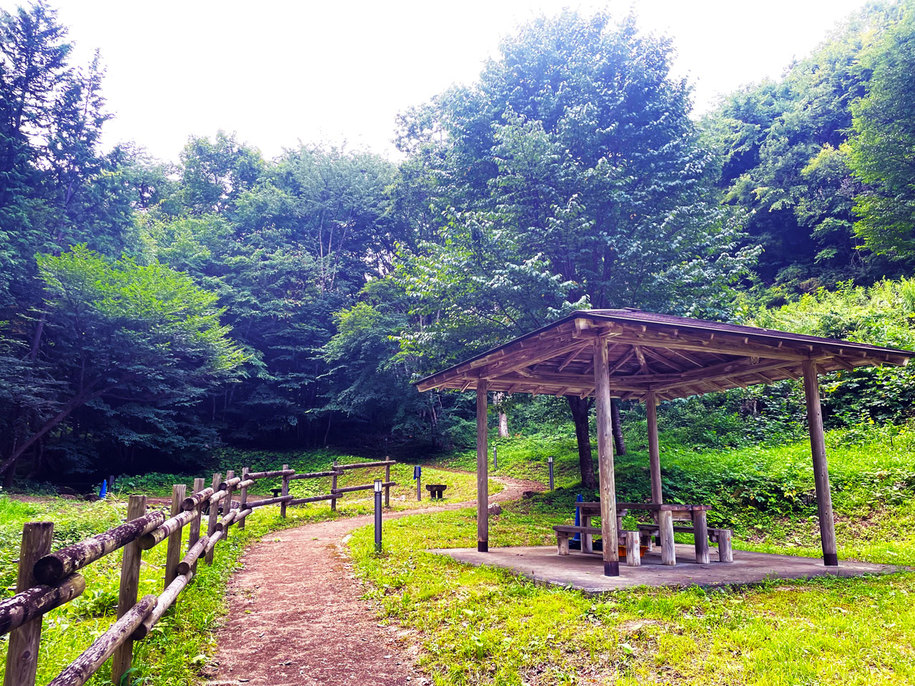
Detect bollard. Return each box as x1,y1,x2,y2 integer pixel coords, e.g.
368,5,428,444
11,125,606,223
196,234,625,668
374,479,383,553
414,464,422,501
548,456,555,490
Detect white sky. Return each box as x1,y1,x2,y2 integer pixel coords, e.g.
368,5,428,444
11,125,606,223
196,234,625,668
17,0,870,163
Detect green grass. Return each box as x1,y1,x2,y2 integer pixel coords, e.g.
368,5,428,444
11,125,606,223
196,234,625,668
348,422,915,685
0,453,498,686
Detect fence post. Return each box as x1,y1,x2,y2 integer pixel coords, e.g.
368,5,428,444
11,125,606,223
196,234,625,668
374,479,383,553
187,477,205,570
164,484,186,588
224,469,235,534
415,465,421,501
205,472,221,565
111,495,146,685
384,458,391,508
238,468,249,530
548,456,555,491
331,460,338,511
3,521,54,686
279,464,289,518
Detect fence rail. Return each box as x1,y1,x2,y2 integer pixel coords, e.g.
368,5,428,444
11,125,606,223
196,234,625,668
0,459,397,686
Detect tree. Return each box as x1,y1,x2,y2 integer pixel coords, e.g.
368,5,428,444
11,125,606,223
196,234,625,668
0,247,245,479
846,8,915,257
393,10,755,487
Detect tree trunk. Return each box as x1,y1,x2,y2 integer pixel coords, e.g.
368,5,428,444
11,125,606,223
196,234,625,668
611,398,626,455
493,392,510,438
567,396,597,489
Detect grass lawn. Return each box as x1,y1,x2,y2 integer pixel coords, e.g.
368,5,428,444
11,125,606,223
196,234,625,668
0,452,496,686
349,423,915,685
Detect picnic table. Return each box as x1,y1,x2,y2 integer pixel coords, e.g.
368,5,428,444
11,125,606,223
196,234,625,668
575,501,719,565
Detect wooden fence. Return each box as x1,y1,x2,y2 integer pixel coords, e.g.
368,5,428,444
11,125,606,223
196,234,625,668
0,459,396,686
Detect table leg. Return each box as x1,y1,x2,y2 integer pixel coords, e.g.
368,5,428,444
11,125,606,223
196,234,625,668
659,510,676,565
582,514,593,553
692,510,710,564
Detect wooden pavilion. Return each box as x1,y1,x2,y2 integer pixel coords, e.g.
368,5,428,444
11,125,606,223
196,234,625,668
416,309,914,576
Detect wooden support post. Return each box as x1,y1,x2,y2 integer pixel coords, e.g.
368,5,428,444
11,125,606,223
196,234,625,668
476,380,489,553
238,469,248,530
205,472,221,565
164,484,185,589
593,336,620,577
659,510,676,566
646,391,663,505
625,531,641,567
384,459,391,508
803,359,839,566
111,495,146,685
692,509,710,564
187,478,205,570
223,469,235,535
3,521,54,686
280,464,290,519
416,465,421,502
331,461,338,511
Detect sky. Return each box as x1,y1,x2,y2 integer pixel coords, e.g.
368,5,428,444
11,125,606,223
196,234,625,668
24,0,871,162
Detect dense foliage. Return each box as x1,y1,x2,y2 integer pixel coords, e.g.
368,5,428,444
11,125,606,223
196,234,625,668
3,1,915,486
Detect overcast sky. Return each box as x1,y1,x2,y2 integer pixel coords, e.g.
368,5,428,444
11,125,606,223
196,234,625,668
21,0,870,162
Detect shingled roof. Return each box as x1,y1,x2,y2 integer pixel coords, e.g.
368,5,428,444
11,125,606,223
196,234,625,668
416,309,914,401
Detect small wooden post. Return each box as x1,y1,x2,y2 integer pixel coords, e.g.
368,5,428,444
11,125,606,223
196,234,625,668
374,479,383,553
547,456,555,490
625,531,641,567
646,391,663,504
476,380,489,553
224,469,235,533
803,359,839,566
111,495,146,685
493,446,498,470
693,509,710,564
594,336,620,576
384,459,391,508
280,464,290,518
205,472,221,565
238,468,249,530
331,460,338,511
164,484,186,588
659,510,676,566
187,477,205,570
415,465,422,501
4,521,54,686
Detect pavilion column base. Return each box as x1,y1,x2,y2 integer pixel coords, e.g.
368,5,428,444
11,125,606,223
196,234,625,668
824,553,838,567
478,541,488,553
603,561,619,577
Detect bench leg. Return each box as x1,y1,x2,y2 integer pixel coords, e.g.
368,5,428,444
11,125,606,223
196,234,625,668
625,531,641,567
692,510,710,565
557,532,570,556
659,511,676,566
716,529,733,563
582,515,593,553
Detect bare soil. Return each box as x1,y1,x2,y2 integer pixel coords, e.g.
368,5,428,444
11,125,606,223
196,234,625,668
203,476,542,686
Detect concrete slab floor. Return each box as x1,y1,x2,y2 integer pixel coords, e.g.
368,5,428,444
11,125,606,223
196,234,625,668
430,544,909,593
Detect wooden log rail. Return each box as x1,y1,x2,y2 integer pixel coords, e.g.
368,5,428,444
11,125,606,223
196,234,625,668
2,457,398,686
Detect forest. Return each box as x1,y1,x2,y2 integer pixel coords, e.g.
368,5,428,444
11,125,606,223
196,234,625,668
3,0,915,488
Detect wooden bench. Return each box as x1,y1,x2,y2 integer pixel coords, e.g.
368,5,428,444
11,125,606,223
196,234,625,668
637,524,733,563
426,484,447,500
553,526,645,566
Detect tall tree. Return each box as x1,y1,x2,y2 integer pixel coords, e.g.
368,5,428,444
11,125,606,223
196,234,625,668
393,10,754,486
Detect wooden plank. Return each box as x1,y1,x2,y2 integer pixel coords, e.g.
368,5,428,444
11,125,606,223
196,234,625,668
287,494,337,506
47,595,156,686
0,574,85,637
245,469,295,479
335,460,396,470
332,481,396,495
477,380,489,552
594,336,619,576
164,484,186,589
111,495,146,684
33,511,166,585
3,522,54,686
288,469,341,480
246,494,294,507
803,359,839,566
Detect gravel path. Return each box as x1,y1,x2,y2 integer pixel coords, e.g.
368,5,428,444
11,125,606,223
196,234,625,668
204,476,543,686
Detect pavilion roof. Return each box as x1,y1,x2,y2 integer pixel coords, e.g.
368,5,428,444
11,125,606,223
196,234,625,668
415,309,915,401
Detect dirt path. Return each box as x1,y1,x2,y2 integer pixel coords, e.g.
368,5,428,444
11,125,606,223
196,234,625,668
204,476,543,686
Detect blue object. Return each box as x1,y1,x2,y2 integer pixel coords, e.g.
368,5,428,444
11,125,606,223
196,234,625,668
573,493,583,542
99,479,108,499
413,465,422,480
